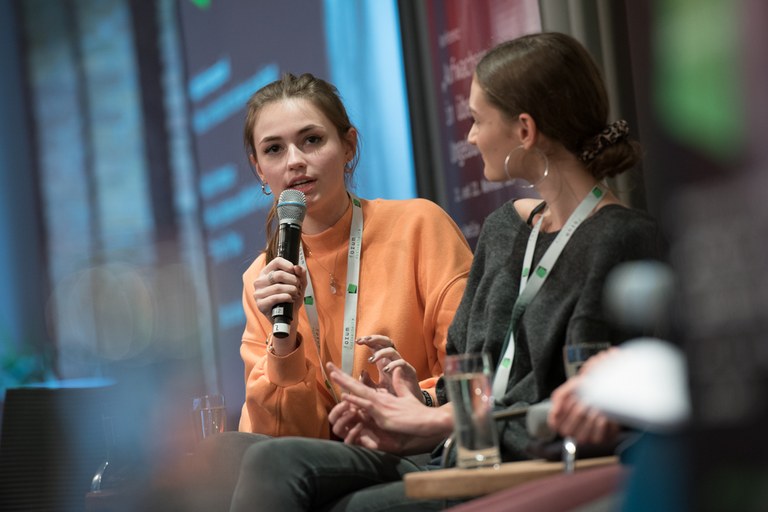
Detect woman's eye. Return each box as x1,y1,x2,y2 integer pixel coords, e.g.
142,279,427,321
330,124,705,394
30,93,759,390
305,135,322,145
263,144,281,155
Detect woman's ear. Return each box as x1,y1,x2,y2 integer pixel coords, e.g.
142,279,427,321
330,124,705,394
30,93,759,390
516,113,539,149
343,127,358,165
249,153,265,181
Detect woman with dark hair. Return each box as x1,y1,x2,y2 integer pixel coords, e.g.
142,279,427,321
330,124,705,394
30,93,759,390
228,32,665,512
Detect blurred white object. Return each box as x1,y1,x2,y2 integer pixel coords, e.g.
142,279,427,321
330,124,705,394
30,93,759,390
604,260,676,334
578,338,690,432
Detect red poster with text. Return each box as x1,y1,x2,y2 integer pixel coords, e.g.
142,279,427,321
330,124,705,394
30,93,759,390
425,0,541,247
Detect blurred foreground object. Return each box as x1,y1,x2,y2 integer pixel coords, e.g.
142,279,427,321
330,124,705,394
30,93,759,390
578,338,690,432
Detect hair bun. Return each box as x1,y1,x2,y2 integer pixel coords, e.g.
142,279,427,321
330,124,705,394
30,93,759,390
579,120,630,163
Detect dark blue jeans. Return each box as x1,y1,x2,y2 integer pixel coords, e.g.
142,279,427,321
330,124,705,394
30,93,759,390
229,436,448,512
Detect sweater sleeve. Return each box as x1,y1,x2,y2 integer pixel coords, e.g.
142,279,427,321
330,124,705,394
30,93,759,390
411,200,472,396
238,257,329,438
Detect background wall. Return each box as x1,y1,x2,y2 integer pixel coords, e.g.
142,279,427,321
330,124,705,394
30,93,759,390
0,0,52,396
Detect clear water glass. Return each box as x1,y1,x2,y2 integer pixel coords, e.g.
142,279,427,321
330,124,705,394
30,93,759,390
191,393,226,442
561,342,611,473
444,353,501,469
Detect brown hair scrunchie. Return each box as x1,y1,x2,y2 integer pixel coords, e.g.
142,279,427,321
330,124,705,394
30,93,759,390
579,120,629,163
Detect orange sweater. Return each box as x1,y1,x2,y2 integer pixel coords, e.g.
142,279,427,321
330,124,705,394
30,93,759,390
238,198,472,438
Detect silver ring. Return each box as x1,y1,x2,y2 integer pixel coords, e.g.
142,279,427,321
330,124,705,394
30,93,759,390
268,271,276,285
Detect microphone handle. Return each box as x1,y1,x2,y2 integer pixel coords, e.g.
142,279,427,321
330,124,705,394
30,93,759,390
272,222,302,338
491,401,556,441
526,399,557,442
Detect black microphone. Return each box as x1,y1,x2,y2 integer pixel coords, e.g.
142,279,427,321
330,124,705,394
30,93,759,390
271,189,306,338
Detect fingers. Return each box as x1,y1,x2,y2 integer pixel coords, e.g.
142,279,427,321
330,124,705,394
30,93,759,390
569,408,618,445
547,377,579,431
359,369,377,388
330,405,379,450
345,422,381,451
390,365,421,399
368,347,402,365
341,392,377,412
253,259,305,317
552,392,586,437
331,404,361,438
380,359,415,376
296,265,307,295
328,399,352,425
549,353,622,445
256,258,303,291
344,422,365,445
356,335,396,354
327,362,375,400
549,382,619,445
354,431,380,451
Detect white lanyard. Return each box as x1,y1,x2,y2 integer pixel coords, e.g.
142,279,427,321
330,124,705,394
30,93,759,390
491,185,605,401
298,196,363,400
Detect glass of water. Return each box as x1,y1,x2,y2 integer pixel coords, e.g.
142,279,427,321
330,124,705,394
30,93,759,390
561,342,611,472
444,353,501,469
563,342,612,379
191,393,227,442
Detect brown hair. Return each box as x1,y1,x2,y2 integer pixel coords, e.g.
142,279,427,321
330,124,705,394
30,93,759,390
243,73,360,261
474,32,640,180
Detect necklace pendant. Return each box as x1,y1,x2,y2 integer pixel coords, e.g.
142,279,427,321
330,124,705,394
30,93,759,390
329,275,338,295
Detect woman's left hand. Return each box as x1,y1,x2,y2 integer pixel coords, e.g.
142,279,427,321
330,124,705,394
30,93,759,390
356,335,421,399
548,374,621,445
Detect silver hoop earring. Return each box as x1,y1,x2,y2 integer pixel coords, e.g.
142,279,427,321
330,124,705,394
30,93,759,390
503,145,549,189
261,181,273,196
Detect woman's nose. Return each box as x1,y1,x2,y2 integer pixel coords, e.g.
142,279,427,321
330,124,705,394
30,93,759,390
286,144,306,169
466,125,477,145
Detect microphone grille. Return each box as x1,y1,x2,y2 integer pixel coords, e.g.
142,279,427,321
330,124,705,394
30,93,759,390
276,189,307,224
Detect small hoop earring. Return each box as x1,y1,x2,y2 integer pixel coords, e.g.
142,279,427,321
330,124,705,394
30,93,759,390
248,157,273,196
504,145,549,189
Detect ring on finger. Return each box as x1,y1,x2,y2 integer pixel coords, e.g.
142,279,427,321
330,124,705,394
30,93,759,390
268,271,276,285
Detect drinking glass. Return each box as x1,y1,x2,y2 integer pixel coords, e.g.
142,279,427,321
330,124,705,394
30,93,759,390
561,342,611,472
444,353,501,469
191,393,227,442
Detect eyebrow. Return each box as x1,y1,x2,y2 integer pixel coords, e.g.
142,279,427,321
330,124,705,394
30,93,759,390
258,124,324,145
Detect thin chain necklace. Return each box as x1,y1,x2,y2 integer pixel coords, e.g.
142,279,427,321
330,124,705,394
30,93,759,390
303,197,352,295
304,242,343,295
